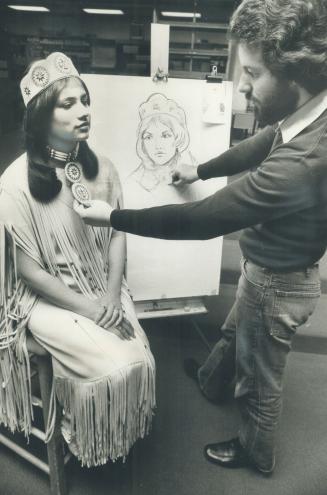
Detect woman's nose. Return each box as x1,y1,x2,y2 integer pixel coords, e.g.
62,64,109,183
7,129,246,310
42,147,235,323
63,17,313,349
77,101,90,120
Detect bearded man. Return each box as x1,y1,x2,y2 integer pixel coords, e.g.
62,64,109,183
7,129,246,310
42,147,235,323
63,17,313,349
75,0,327,475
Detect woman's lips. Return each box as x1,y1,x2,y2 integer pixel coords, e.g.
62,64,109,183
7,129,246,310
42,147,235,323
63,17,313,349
76,122,90,130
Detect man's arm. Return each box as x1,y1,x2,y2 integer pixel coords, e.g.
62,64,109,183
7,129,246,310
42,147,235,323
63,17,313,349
172,126,276,185
110,149,315,240
197,125,276,180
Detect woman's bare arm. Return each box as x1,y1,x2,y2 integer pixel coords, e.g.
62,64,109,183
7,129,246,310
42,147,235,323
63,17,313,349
107,231,126,296
96,230,134,339
16,247,102,322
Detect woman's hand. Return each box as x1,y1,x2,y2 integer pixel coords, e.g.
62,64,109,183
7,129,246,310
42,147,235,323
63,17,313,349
96,293,123,328
88,294,135,340
73,199,113,227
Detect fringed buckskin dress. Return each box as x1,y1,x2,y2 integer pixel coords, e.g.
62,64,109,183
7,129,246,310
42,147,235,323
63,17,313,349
0,152,156,467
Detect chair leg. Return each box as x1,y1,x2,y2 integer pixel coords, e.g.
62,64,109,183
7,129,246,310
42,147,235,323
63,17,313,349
37,355,68,495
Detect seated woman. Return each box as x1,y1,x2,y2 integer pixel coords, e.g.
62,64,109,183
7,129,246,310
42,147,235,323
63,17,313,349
0,52,156,467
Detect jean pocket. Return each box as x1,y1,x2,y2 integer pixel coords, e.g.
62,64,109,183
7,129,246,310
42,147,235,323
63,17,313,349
240,257,266,289
269,288,321,341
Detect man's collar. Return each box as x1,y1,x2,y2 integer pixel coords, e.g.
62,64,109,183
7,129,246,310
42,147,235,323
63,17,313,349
278,88,327,143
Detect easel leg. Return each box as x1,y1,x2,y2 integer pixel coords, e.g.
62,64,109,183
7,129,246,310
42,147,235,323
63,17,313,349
189,317,211,352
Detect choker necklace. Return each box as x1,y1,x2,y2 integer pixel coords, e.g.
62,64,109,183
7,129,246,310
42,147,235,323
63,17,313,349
46,143,79,163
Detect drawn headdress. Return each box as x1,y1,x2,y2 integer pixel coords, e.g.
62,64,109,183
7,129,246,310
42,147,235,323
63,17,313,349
20,52,81,107
139,93,187,128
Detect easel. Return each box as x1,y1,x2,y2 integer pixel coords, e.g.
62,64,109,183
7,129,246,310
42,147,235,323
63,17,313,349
135,297,211,351
132,25,227,353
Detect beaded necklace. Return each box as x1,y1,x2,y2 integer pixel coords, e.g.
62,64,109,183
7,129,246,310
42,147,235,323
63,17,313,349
46,143,91,204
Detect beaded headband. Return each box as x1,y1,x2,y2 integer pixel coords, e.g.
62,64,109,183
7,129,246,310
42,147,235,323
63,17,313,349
20,52,81,107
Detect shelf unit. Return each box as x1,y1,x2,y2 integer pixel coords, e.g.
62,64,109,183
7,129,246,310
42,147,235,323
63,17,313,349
159,20,231,80
8,33,151,77
7,33,93,79
160,21,229,31
6,19,231,80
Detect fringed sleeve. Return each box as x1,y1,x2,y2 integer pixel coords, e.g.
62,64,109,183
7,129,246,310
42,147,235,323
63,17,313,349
0,187,44,267
0,182,40,435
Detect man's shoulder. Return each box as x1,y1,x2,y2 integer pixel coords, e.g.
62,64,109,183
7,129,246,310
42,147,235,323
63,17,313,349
290,113,327,175
265,114,327,171
288,109,327,154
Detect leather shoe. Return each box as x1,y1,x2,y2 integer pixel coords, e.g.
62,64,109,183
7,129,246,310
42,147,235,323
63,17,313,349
204,438,249,468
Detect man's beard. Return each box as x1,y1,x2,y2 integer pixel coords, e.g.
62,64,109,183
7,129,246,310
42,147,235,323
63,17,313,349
247,80,300,127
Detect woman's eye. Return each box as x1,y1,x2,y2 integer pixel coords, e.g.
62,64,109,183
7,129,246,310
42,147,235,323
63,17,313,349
162,132,172,139
143,134,152,141
60,102,72,109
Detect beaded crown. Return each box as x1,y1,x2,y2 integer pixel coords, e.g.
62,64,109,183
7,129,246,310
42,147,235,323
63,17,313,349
20,52,80,107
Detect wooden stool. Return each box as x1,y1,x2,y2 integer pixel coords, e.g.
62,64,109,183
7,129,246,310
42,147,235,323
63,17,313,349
0,335,70,495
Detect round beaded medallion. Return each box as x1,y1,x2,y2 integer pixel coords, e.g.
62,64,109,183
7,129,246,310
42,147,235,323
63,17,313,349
55,54,73,75
65,161,82,183
31,65,50,87
72,183,91,203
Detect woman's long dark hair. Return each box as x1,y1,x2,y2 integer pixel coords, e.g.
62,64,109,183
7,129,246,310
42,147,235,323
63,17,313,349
24,77,98,202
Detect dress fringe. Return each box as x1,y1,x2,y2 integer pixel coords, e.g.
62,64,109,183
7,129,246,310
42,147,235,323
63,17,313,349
0,222,35,436
54,360,156,467
0,335,33,434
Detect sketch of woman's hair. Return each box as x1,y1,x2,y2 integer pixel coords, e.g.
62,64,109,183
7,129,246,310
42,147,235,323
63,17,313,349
129,93,193,192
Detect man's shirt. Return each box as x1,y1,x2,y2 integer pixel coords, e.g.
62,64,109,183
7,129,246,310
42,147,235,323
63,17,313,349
112,90,327,271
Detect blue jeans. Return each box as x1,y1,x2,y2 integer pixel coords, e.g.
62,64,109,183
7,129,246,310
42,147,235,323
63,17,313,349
198,257,321,472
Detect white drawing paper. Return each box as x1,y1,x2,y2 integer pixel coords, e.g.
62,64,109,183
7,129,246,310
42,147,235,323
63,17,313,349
82,74,232,301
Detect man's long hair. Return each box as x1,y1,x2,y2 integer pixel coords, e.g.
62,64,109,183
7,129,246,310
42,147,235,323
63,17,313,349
24,77,98,202
230,0,327,94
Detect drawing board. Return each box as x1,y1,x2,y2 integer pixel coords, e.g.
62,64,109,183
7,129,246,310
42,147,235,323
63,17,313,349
82,74,232,301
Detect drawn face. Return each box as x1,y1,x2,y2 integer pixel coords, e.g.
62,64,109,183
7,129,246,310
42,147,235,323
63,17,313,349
48,78,91,145
237,43,299,126
142,121,177,166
